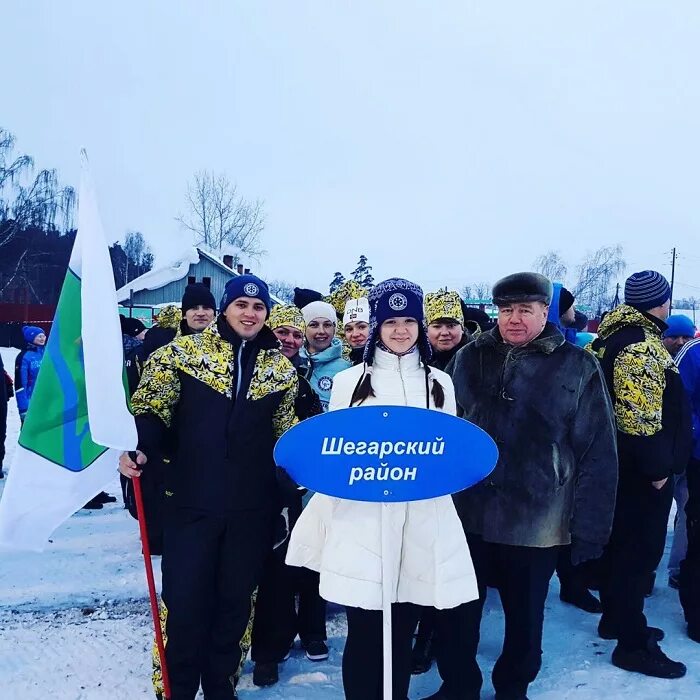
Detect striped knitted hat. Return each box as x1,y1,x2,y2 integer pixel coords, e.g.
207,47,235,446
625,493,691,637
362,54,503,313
624,270,671,311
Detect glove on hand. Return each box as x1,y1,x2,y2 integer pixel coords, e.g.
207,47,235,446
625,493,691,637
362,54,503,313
571,538,604,567
276,466,307,502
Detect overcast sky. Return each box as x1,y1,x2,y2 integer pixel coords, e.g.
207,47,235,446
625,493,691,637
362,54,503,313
4,1,700,297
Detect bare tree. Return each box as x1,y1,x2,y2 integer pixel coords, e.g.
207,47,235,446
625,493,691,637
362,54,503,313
268,279,296,303
533,250,568,282
177,170,265,260
474,282,491,300
0,128,75,248
461,282,491,300
123,230,153,282
573,245,626,315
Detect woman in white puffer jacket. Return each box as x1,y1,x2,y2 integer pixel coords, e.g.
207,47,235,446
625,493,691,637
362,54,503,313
286,278,478,700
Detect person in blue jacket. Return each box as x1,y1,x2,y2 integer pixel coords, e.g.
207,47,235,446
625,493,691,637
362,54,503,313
547,283,579,343
0,352,8,478
299,300,351,411
676,337,700,642
14,325,46,423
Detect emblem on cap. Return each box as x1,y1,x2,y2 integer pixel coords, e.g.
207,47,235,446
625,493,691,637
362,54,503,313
388,293,408,311
244,283,260,297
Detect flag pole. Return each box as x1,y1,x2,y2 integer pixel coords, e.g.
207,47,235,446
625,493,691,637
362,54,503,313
381,504,394,700
131,465,171,700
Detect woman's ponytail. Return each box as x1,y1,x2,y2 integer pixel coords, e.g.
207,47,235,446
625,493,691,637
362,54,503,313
350,368,375,406
425,365,445,409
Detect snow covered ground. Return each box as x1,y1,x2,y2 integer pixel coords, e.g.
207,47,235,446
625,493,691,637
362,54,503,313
1,346,699,699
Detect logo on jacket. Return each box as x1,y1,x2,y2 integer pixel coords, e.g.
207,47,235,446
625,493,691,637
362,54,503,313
318,376,333,392
389,293,408,311
244,283,260,297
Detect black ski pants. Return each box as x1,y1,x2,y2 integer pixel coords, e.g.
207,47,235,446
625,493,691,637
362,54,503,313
599,472,674,650
342,603,420,700
414,606,437,646
161,507,274,700
433,534,558,700
251,542,327,663
680,458,700,633
0,375,7,470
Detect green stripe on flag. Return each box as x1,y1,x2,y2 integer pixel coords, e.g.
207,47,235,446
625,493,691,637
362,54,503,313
19,268,108,472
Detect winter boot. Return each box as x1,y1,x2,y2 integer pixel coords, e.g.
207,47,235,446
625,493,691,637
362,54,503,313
95,491,117,504
253,662,279,687
643,571,656,597
0,467,4,479
304,640,329,661
82,497,103,510
559,584,602,614
411,635,434,674
611,639,686,678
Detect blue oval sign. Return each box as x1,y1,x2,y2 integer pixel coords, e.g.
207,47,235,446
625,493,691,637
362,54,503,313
274,405,498,503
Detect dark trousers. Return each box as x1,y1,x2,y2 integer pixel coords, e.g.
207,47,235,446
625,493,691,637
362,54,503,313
251,544,327,663
680,458,700,632
342,603,420,700
599,473,674,650
433,534,558,700
0,395,6,470
414,606,437,645
161,508,273,700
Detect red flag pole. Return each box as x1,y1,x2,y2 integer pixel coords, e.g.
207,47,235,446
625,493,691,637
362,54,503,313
132,473,171,700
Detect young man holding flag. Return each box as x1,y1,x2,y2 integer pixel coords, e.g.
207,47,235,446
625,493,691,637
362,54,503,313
119,275,298,700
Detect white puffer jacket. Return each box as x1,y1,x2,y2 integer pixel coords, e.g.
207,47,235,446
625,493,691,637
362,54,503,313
286,347,478,610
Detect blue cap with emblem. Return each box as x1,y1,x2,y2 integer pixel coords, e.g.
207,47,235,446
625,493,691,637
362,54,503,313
220,274,271,313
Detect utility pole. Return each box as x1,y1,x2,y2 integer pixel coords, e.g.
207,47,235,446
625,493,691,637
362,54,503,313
670,247,677,310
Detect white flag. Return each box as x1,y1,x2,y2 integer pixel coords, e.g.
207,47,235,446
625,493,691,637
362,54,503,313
0,153,138,551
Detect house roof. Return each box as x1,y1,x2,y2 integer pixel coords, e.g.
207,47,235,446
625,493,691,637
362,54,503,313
116,246,283,305
116,247,201,302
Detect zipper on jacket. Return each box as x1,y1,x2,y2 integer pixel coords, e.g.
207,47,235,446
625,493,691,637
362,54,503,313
397,355,409,405
236,340,246,397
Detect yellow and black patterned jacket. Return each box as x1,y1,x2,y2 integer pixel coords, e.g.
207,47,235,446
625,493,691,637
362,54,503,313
591,305,692,481
132,316,298,514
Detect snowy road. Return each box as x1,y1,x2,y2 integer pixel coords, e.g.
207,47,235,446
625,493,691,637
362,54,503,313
1,347,699,699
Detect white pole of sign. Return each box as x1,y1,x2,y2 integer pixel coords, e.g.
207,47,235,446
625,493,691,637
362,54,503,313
381,502,393,699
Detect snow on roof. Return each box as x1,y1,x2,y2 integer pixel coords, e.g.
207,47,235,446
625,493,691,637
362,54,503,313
116,246,200,302
116,246,284,306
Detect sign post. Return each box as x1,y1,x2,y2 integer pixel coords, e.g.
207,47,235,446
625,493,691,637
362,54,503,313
275,405,498,699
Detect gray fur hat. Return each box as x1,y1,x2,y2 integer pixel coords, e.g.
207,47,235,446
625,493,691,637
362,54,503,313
492,272,553,306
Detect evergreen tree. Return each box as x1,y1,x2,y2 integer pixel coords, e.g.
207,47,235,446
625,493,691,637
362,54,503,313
329,271,346,293
350,254,374,288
